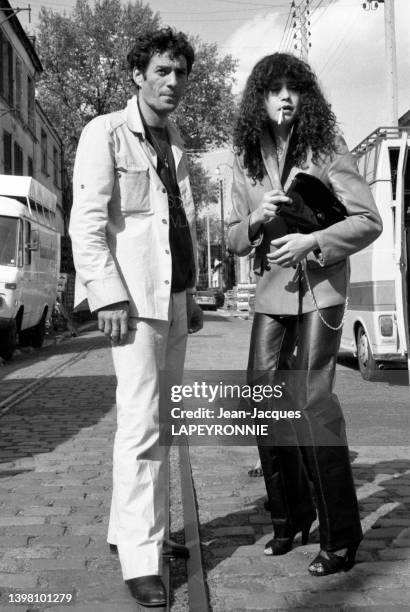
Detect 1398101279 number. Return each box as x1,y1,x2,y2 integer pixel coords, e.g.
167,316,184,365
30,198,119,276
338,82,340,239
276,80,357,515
8,593,74,604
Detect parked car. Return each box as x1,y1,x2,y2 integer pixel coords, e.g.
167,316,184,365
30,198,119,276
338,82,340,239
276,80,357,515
195,288,225,311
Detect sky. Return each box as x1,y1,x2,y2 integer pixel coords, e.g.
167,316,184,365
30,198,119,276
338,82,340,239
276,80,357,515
16,0,410,150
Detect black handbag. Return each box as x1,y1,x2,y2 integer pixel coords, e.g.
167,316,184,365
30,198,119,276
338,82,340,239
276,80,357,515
278,172,347,233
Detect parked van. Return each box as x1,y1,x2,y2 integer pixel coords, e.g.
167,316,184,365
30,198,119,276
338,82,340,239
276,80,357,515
0,175,60,360
340,127,410,380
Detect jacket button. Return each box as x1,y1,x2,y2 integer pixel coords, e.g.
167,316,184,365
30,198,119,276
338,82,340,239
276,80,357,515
162,188,166,193
165,249,170,254
165,280,170,285
162,219,167,224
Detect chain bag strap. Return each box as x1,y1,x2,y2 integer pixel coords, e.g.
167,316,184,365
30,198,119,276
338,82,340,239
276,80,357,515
301,258,348,331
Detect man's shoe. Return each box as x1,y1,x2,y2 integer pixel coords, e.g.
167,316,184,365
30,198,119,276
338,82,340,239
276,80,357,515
109,539,189,559
163,539,189,559
126,575,166,607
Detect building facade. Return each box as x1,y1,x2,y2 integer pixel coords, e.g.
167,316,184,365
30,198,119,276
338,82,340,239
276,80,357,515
0,0,65,234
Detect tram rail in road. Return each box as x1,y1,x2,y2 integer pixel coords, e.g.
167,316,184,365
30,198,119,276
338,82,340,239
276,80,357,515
0,343,98,418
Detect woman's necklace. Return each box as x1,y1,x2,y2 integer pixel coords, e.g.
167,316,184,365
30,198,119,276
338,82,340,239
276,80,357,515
274,138,286,163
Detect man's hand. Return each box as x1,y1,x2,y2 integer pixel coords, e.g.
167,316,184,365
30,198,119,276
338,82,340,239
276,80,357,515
97,301,129,345
186,293,203,334
267,234,318,268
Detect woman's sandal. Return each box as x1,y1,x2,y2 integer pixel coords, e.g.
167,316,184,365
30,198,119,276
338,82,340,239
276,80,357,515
308,544,359,576
264,521,313,556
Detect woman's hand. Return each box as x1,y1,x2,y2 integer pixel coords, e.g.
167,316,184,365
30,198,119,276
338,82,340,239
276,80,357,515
251,189,291,225
267,233,318,268
249,190,292,240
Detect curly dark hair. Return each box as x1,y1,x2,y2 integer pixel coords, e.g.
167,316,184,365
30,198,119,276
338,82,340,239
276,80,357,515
127,27,195,77
234,53,338,183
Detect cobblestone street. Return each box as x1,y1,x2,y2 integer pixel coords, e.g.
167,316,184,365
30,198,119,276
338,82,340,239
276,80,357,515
0,313,409,611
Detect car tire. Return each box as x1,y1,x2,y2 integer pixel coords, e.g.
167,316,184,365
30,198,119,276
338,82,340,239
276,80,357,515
356,325,379,381
0,320,17,361
32,312,46,349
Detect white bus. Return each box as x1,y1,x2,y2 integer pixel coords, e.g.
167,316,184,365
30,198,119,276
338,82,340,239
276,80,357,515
340,127,410,380
0,175,61,360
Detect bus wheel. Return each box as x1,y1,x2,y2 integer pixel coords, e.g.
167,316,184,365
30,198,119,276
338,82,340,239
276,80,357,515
357,325,379,381
0,321,17,361
32,312,46,349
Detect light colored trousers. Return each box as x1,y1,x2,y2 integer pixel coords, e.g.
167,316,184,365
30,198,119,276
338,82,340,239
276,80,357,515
107,291,187,580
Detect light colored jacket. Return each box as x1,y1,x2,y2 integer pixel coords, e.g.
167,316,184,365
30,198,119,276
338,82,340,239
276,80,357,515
228,132,383,315
69,96,197,320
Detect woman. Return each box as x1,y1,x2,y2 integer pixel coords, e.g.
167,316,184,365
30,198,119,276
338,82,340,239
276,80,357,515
228,53,382,576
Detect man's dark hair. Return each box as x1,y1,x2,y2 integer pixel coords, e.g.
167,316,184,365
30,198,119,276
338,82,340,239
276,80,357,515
127,27,195,76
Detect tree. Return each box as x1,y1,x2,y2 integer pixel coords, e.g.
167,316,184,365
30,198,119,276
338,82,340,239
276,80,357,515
35,0,237,212
174,39,237,152
187,157,218,214
175,40,237,214
36,0,160,174
37,0,236,227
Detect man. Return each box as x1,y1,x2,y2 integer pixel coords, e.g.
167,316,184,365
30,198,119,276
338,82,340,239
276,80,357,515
69,28,203,608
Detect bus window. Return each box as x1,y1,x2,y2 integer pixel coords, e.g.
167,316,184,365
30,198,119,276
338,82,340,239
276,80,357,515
357,156,365,179
364,145,379,184
0,216,19,267
36,202,45,224
24,220,32,265
17,219,23,267
404,154,410,226
389,147,400,200
29,198,39,223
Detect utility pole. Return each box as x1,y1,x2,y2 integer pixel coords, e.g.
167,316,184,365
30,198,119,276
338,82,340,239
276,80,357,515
291,0,311,60
384,0,398,126
362,0,398,126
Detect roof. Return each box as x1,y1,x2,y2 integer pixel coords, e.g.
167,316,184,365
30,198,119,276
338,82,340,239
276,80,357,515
0,0,42,73
0,174,57,212
35,100,63,146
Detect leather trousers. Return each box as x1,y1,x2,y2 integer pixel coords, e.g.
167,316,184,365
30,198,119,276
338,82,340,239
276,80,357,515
248,307,363,551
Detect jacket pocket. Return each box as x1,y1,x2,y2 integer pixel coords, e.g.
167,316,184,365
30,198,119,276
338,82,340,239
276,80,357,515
118,165,151,214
